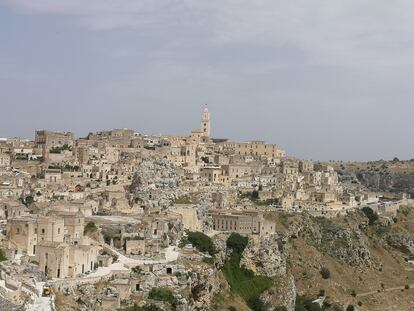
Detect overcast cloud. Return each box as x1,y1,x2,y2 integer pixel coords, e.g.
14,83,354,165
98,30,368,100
0,0,413,160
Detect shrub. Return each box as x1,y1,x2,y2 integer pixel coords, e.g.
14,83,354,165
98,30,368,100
121,303,163,311
226,233,248,255
405,284,410,290
275,306,288,311
362,206,379,225
350,289,357,297
186,231,215,255
319,289,325,297
148,287,176,306
25,195,34,205
131,266,142,274
202,257,214,265
320,267,330,279
84,221,97,234
346,305,355,311
247,297,265,311
0,248,6,262
357,301,363,307
251,190,259,200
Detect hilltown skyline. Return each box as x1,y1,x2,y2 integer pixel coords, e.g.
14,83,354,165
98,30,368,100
0,112,410,163
1,1,414,161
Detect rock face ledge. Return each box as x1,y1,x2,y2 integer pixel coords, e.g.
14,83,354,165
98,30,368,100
261,275,297,311
240,234,287,278
129,159,182,207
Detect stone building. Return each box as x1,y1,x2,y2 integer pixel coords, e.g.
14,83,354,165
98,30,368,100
200,166,222,183
7,211,100,278
0,153,11,167
210,210,275,236
299,160,314,173
44,168,62,183
219,140,285,159
35,130,75,161
313,191,336,203
35,130,75,148
201,107,211,138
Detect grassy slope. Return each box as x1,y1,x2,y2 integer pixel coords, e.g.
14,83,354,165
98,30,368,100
223,254,273,302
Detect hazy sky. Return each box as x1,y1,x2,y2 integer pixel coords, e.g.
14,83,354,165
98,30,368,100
0,1,413,161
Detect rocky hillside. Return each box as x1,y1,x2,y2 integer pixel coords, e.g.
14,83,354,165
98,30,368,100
210,204,414,311
333,160,414,196
54,204,414,311
129,159,183,208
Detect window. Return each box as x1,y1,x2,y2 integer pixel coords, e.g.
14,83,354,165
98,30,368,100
16,228,20,234
58,228,61,234
42,228,45,234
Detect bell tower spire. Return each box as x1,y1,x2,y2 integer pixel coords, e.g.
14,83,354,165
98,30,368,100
201,107,211,137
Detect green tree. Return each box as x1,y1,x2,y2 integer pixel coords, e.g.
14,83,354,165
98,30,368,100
320,267,330,279
247,297,266,311
362,206,379,225
187,231,216,255
226,233,248,255
84,221,97,234
346,305,355,311
251,190,259,200
148,287,176,306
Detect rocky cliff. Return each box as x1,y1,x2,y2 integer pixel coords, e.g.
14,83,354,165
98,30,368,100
338,164,414,196
129,159,183,208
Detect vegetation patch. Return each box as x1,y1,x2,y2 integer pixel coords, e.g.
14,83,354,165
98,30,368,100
320,267,331,279
308,217,349,254
255,198,279,206
84,221,98,234
223,233,273,311
183,231,216,256
49,144,72,154
0,248,7,261
120,304,162,311
174,195,198,204
361,206,379,225
148,287,177,308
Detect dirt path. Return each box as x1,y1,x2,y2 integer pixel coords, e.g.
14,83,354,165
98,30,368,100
357,283,414,297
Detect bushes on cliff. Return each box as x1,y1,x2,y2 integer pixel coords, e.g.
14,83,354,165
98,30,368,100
320,267,331,279
148,287,177,307
186,231,216,255
362,206,379,225
84,221,97,234
226,232,248,255
0,248,6,261
223,233,272,311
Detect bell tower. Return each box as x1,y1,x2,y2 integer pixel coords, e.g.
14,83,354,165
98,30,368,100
201,108,211,138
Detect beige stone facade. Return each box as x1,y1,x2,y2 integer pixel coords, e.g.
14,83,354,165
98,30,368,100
210,210,276,236
0,153,11,167
7,211,100,279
